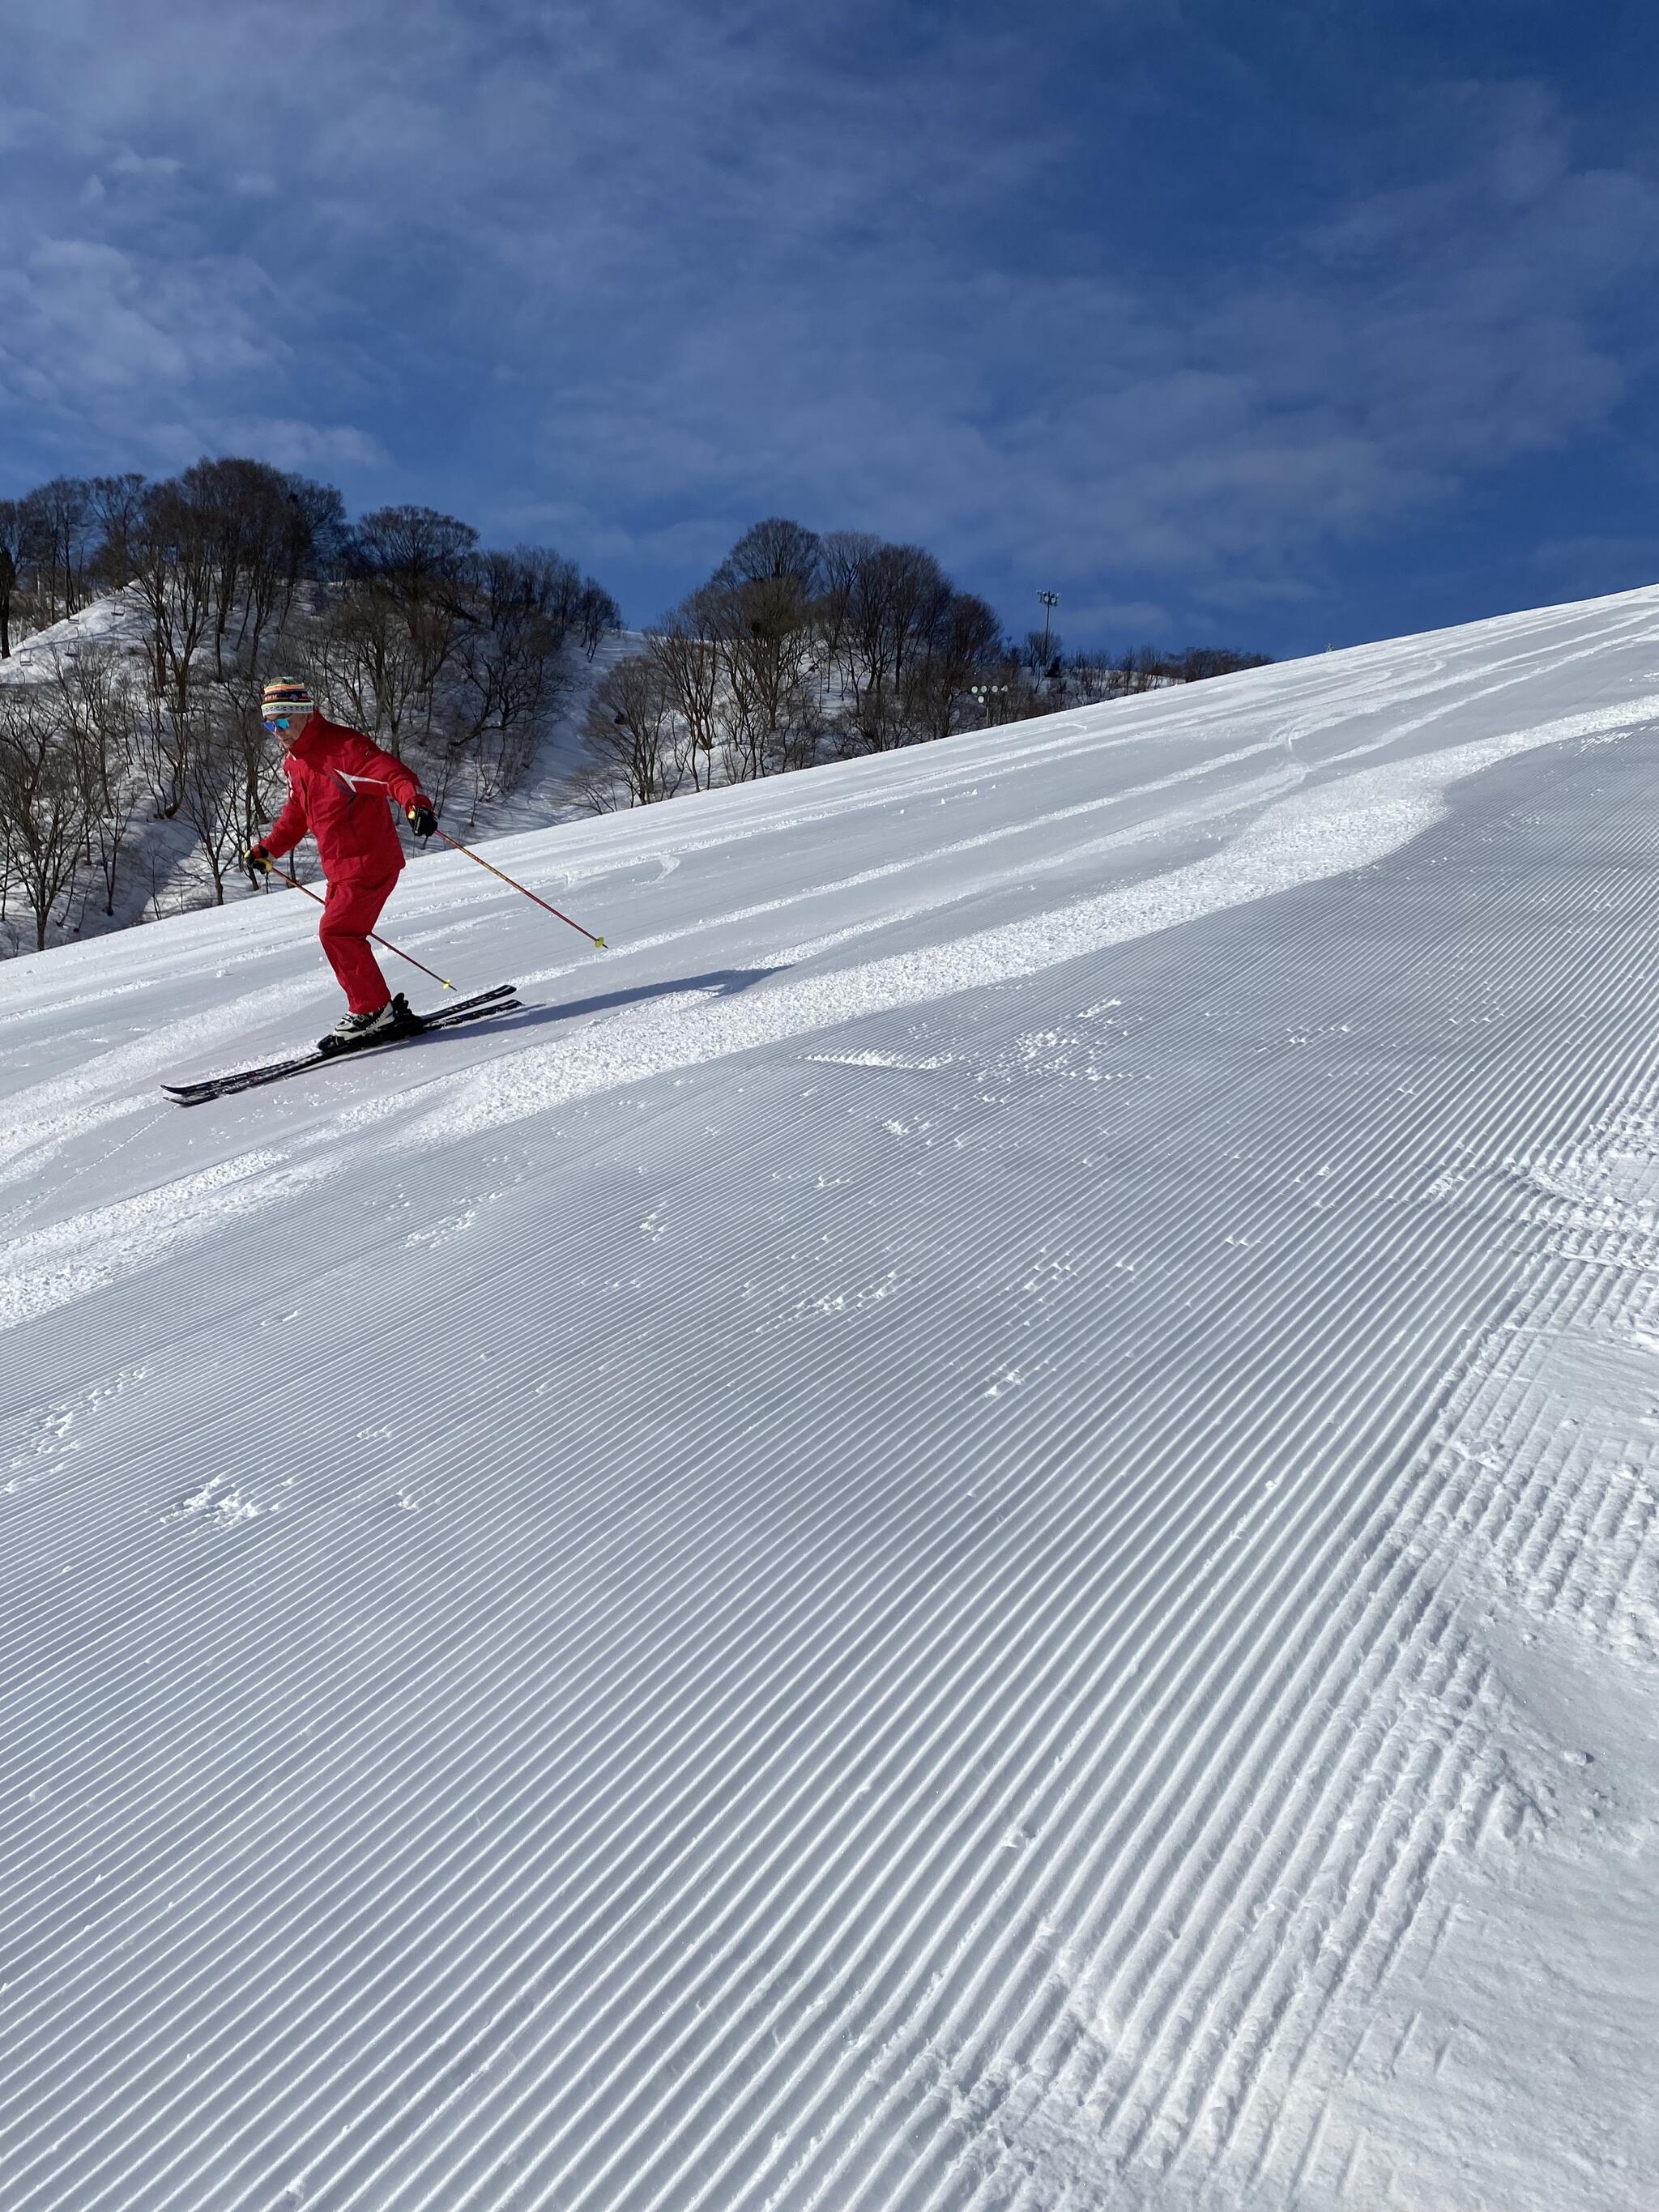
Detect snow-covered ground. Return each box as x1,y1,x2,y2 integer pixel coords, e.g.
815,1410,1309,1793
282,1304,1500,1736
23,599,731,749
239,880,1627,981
4,585,1659,2210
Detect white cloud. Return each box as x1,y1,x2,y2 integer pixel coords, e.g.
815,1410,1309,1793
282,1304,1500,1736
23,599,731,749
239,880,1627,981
198,418,390,470
105,148,183,181
0,238,270,398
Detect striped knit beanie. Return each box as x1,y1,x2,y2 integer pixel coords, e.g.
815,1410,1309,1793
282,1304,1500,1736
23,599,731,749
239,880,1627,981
261,679,314,719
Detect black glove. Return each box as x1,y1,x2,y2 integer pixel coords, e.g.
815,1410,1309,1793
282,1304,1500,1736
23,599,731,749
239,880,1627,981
407,803,437,839
246,844,272,878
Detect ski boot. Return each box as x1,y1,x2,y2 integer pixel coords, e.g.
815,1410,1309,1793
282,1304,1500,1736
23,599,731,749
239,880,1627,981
318,992,419,1055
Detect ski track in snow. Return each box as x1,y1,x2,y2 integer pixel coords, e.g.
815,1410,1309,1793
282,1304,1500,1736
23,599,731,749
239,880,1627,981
3,586,1659,2210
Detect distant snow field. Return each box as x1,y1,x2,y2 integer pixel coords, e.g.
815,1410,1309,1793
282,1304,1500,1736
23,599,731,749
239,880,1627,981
4,586,1659,2209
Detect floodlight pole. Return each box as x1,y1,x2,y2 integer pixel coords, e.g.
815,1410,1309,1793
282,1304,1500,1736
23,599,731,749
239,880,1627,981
1038,590,1060,662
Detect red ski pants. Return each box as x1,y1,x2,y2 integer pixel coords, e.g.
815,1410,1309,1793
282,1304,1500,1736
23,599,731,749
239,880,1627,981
318,868,399,1012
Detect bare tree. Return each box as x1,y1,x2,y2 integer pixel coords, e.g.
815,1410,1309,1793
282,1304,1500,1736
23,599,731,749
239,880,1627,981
44,645,143,917
287,478,349,584
449,549,580,818
175,457,275,679
18,478,96,627
309,522,610,804
570,654,680,810
341,504,480,755
902,589,1004,744
578,580,621,658
130,479,216,802
305,586,424,754
709,573,821,780
0,501,24,658
815,531,876,697
0,684,87,950
819,536,960,752
649,594,726,791
713,517,823,598
177,702,252,906
88,475,149,594
352,504,480,592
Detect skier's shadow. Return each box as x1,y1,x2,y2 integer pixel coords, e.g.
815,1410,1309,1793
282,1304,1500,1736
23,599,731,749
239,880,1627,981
465,965,788,1035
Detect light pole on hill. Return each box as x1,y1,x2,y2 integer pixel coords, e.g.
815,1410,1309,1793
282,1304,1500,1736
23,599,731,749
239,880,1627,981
1038,590,1060,663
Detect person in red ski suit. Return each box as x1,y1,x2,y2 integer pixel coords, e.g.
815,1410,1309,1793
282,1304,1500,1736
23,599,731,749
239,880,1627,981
245,680,437,1041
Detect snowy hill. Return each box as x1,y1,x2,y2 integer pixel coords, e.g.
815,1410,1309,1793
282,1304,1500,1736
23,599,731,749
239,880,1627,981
5,585,1659,2209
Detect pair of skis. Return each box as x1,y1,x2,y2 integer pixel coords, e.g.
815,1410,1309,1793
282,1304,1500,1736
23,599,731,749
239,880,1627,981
161,983,519,1106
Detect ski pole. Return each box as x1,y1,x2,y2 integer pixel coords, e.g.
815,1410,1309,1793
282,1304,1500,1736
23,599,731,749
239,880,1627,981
335,775,608,948
256,859,456,991
427,826,607,949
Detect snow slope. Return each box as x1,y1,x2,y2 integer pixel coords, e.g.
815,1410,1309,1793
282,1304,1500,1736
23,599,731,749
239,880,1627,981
4,586,1659,2210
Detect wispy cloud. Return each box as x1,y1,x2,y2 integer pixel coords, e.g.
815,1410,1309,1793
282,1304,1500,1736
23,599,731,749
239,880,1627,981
150,417,392,471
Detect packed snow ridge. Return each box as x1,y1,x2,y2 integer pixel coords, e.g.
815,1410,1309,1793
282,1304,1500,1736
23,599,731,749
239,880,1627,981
4,586,1659,2210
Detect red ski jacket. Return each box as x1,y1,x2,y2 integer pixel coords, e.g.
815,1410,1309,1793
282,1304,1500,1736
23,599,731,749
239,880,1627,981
262,715,431,883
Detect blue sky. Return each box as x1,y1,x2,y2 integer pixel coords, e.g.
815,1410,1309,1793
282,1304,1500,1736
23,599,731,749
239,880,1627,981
5,1,1659,657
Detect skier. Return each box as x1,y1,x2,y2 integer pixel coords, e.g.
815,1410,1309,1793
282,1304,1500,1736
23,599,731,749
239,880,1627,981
245,680,439,1050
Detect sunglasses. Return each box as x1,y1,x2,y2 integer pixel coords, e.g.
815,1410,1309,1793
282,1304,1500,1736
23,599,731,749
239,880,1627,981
262,711,308,731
